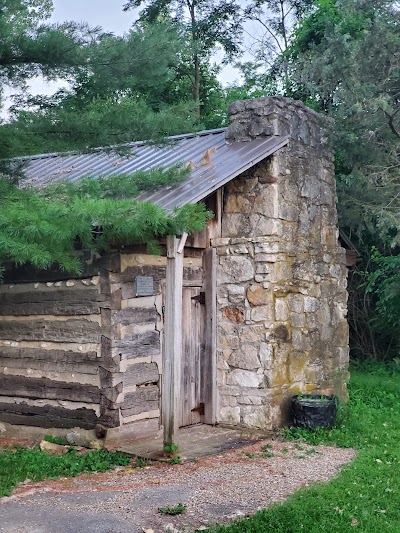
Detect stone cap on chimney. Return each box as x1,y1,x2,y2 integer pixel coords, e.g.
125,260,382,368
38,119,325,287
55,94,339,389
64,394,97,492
225,96,333,149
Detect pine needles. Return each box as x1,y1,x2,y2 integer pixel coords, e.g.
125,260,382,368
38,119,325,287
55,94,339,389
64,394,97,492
0,167,212,275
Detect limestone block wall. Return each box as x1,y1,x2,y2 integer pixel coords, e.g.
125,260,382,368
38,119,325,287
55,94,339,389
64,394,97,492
215,97,349,429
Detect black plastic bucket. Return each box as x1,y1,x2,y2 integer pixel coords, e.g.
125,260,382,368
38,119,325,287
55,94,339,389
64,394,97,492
291,394,337,429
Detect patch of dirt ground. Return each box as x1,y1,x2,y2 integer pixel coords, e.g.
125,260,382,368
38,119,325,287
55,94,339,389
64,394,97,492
0,437,355,533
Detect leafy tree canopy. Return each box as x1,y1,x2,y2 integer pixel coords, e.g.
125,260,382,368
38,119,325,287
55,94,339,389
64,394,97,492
0,1,211,275
288,0,400,248
282,0,400,359
0,0,97,89
124,0,243,113
2,19,199,158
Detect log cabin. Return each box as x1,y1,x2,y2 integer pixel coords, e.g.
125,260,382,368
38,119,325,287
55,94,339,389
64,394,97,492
0,96,350,445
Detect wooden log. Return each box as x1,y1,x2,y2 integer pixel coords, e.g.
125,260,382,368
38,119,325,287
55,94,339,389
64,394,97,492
100,269,111,298
0,346,99,374
0,288,108,316
202,248,217,424
0,346,98,364
116,265,202,299
122,385,159,417
113,331,160,359
112,307,159,327
111,288,122,310
0,375,100,403
0,402,98,429
124,363,159,388
0,319,101,343
100,336,120,373
101,383,123,403
118,266,166,298
98,409,120,428
101,308,112,333
98,367,121,389
99,395,121,427
163,235,184,447
2,253,120,283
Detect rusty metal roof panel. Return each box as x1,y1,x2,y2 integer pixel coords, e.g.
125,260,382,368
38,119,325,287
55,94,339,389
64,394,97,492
21,129,289,210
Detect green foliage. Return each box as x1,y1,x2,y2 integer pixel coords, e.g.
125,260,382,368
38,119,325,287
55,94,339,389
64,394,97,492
43,435,69,446
0,2,211,274
365,248,400,338
125,0,243,114
288,0,400,247
44,166,189,200
163,443,179,455
243,0,315,86
69,22,184,106
267,0,400,361
134,456,150,468
0,0,103,171
125,0,243,60
244,444,275,460
159,502,186,515
1,16,199,160
0,169,212,274
0,0,95,88
166,0,399,361
169,455,181,465
0,446,130,496
212,364,400,532
163,442,181,464
4,96,197,158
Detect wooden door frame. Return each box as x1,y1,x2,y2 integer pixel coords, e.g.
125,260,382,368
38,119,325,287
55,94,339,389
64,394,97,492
162,234,186,447
201,247,217,425
162,239,217,447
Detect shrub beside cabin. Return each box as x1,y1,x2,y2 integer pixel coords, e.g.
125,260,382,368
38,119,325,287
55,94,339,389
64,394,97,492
0,97,350,445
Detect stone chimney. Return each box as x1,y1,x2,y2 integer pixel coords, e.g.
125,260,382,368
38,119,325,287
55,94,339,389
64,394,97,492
226,95,332,148
214,97,349,430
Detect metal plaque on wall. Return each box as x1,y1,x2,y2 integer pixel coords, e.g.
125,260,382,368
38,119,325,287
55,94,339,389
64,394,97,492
134,276,154,297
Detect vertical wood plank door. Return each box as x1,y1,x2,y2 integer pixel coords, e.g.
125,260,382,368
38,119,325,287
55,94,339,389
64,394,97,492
179,287,205,427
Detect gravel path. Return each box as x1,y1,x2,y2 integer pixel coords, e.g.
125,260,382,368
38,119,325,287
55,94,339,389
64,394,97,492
0,438,355,533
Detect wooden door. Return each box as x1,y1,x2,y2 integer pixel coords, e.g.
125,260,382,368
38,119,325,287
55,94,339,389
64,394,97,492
179,286,205,427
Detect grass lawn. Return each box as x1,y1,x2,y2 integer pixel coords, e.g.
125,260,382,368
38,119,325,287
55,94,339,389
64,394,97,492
0,446,130,497
212,363,400,533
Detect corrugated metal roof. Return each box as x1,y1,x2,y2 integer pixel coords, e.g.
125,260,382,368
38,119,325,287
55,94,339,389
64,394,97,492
22,129,289,210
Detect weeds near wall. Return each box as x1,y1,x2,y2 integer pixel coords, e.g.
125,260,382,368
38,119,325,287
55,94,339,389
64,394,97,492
0,446,130,497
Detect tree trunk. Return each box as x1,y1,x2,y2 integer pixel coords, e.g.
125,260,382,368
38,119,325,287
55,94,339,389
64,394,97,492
188,0,201,118
193,54,200,118
279,0,289,90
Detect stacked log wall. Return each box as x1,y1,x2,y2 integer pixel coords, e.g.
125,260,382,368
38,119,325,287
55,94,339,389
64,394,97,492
0,277,107,428
0,250,204,436
108,252,203,440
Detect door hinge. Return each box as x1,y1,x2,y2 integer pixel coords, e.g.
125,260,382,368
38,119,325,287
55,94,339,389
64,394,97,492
191,292,205,304
191,403,205,415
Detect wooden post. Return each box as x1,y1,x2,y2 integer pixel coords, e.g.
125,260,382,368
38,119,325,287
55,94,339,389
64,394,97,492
202,247,217,424
163,234,186,448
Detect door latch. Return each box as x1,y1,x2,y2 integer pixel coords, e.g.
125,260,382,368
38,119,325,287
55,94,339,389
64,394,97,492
191,292,206,304
191,403,205,415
